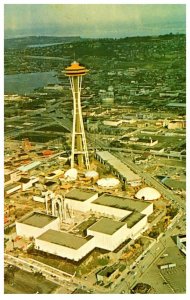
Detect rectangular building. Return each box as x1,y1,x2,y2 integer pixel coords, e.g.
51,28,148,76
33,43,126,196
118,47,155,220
95,151,141,185
4,182,21,196
16,212,60,239
35,229,95,261
87,218,129,251
65,188,98,212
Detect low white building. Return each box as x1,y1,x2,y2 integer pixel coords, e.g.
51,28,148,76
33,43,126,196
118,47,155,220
4,182,21,196
121,211,148,239
35,230,95,261
176,234,186,255
44,84,63,91
16,212,60,239
103,120,122,127
33,195,46,203
4,169,21,186
17,161,41,172
91,195,151,239
87,218,128,251
65,188,99,212
16,189,153,261
90,201,129,219
91,194,153,219
19,176,39,191
45,169,64,180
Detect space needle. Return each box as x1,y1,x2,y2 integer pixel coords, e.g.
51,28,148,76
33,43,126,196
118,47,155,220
65,61,90,170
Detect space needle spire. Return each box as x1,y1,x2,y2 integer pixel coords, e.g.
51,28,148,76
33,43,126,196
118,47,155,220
65,61,90,170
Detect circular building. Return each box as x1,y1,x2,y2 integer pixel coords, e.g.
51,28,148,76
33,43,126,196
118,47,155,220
135,187,161,201
64,168,78,181
85,170,99,180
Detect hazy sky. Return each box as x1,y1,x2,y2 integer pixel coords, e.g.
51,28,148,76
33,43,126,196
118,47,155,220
4,4,186,38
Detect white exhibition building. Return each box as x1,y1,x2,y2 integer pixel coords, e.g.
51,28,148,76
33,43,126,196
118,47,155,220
16,188,154,261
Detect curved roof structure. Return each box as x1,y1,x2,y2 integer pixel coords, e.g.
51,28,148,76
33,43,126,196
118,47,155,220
135,187,161,201
85,170,99,179
64,168,78,181
97,178,120,188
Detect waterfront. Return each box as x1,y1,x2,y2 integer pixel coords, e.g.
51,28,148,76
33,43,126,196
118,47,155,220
27,42,64,48
4,71,60,94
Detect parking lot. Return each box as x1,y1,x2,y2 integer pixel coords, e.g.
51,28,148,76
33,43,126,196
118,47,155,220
160,265,185,293
139,236,186,293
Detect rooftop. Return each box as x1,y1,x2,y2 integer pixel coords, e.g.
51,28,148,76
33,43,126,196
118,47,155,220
122,211,146,228
17,161,41,172
162,178,186,191
167,103,186,108
19,177,30,184
4,169,17,175
65,188,97,201
18,212,57,228
135,187,161,201
97,264,118,277
65,61,88,77
4,182,21,192
88,218,125,235
93,194,150,213
36,229,90,249
96,151,141,182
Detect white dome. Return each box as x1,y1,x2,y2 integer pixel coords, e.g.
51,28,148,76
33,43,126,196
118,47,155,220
135,187,161,201
97,178,120,188
64,168,78,181
85,171,99,179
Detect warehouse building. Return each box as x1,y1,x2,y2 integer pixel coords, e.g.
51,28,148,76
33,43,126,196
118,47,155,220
95,151,141,186
91,194,153,217
16,211,60,239
4,169,21,186
35,230,95,261
96,263,119,283
17,161,42,172
90,194,151,240
64,188,99,212
45,169,64,180
4,182,21,196
121,211,147,239
87,218,127,251
176,234,186,255
18,176,39,191
15,189,153,261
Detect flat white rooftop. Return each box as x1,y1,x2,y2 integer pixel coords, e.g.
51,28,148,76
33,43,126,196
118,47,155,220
36,229,91,249
65,188,97,201
4,182,21,192
17,161,41,172
18,212,57,228
93,194,150,213
88,218,125,235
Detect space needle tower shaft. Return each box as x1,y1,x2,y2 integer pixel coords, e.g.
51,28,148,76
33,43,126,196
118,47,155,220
65,61,90,169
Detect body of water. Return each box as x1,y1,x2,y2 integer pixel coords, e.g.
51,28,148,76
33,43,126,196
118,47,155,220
27,42,64,48
4,71,60,94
